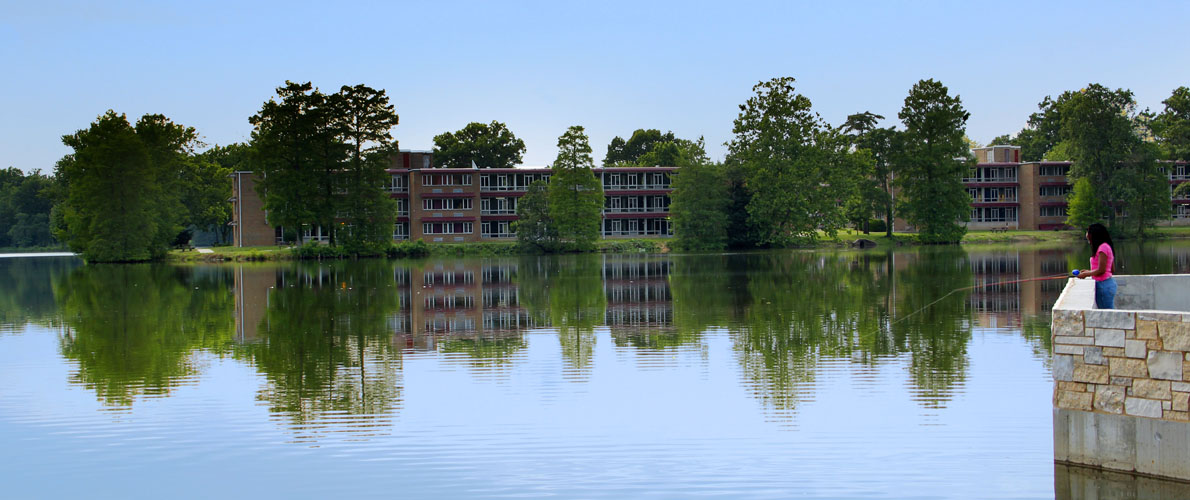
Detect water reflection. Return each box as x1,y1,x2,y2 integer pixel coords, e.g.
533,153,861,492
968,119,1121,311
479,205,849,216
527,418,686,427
55,264,235,406
0,256,79,330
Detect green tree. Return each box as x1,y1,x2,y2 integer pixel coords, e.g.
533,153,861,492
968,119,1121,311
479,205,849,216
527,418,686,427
843,111,892,235
988,134,1016,146
514,180,557,252
727,77,863,246
1065,177,1101,228
1153,86,1190,161
548,126,603,251
249,81,343,245
335,84,399,253
603,129,676,166
197,143,253,243
432,120,526,168
55,111,164,261
669,161,730,250
894,79,972,243
1060,83,1167,234
0,168,58,248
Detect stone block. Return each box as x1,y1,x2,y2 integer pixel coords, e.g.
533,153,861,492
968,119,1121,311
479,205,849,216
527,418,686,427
1111,377,1134,387
1110,358,1149,378
1103,347,1126,357
1177,393,1190,412
1095,328,1127,347
1125,340,1148,359
1173,381,1190,392
1084,347,1105,365
1087,310,1136,330
1166,410,1190,422
1054,354,1075,381
1053,310,1085,337
1159,321,1190,351
1074,363,1110,384
1148,351,1184,381
1165,400,1174,410
1056,336,1095,346
1059,381,1088,392
1055,345,1085,355
1137,320,1159,339
1125,397,1163,418
1058,390,1094,411
1094,385,1125,414
1130,379,1172,400
1139,312,1182,322
1148,339,1164,351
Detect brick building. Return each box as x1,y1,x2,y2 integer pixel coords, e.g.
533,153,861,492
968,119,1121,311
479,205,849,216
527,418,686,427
896,145,1190,231
230,150,675,247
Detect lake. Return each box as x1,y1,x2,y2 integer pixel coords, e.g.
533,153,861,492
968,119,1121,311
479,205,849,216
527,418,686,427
5,242,1190,498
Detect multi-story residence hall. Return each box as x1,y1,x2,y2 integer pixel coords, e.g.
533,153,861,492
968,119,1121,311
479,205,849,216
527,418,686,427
230,150,675,246
931,145,1190,231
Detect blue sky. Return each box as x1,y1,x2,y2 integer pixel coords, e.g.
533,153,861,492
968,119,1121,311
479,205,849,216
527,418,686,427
2,0,1189,172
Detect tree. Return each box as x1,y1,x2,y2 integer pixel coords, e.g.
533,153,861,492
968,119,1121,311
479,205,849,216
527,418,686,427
894,79,972,243
603,129,676,166
514,180,556,251
0,168,58,248
1154,86,1190,161
844,111,895,236
1060,83,1166,235
727,77,864,246
55,111,166,261
197,143,253,243
988,134,1016,146
432,121,525,168
249,81,343,244
670,161,730,250
1065,178,1100,229
335,84,399,252
637,137,709,167
548,126,603,251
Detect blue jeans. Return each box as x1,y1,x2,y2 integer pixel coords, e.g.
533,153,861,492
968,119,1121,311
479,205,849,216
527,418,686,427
1095,278,1117,309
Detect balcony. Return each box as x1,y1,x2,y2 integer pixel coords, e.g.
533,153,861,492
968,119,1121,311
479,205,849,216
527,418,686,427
604,207,670,214
603,184,671,191
480,185,532,192
481,209,517,216
387,186,409,193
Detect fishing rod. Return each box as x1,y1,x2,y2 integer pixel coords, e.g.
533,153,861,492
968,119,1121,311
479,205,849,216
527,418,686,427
891,272,1077,325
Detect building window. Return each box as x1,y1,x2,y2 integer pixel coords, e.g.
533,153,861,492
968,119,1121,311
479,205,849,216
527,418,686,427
1040,205,1068,218
1040,165,1070,177
422,198,473,211
422,222,474,234
970,207,1018,223
1039,185,1072,197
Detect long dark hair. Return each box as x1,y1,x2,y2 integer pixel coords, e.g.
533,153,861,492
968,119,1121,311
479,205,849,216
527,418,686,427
1087,223,1114,271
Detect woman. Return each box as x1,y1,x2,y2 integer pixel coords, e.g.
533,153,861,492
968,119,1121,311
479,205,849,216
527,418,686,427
1076,223,1116,309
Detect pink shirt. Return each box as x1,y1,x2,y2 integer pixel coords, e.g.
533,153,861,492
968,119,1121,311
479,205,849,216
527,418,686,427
1090,243,1114,281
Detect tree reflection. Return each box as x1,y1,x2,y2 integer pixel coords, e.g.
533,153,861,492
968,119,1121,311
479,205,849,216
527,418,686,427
0,257,79,330
519,254,605,376
234,261,403,437
56,264,235,406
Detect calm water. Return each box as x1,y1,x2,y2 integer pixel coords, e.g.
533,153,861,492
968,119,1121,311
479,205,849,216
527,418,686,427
5,243,1190,498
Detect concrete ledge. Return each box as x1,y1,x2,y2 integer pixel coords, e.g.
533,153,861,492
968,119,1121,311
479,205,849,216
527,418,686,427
1055,408,1190,479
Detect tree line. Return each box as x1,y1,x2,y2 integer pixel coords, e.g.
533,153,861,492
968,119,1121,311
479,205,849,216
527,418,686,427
20,78,1190,261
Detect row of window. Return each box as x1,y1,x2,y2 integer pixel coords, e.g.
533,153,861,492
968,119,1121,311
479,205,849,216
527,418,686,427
967,187,1017,203
480,174,551,191
422,174,473,186
423,222,474,234
423,198,473,211
964,167,1018,183
605,195,670,212
971,207,1018,223
1040,206,1068,218
1039,185,1071,197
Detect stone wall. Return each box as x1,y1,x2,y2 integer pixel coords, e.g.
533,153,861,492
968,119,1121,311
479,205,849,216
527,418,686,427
1053,276,1190,480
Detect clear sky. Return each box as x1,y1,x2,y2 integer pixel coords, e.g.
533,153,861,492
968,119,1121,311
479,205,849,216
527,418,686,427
2,0,1189,172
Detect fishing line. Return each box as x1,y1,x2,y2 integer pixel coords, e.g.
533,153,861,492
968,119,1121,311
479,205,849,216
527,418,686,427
891,272,1074,325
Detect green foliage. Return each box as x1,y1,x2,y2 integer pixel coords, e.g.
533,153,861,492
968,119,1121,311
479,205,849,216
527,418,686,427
336,84,399,254
1065,178,1101,229
1153,86,1190,161
250,81,400,252
0,167,57,248
1060,83,1167,234
249,81,343,244
387,239,431,258
637,137,709,167
548,126,603,251
515,180,558,252
55,111,170,261
196,143,252,244
893,79,972,243
603,129,676,166
597,238,661,253
988,134,1016,146
669,161,730,250
727,77,865,246
432,121,526,168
